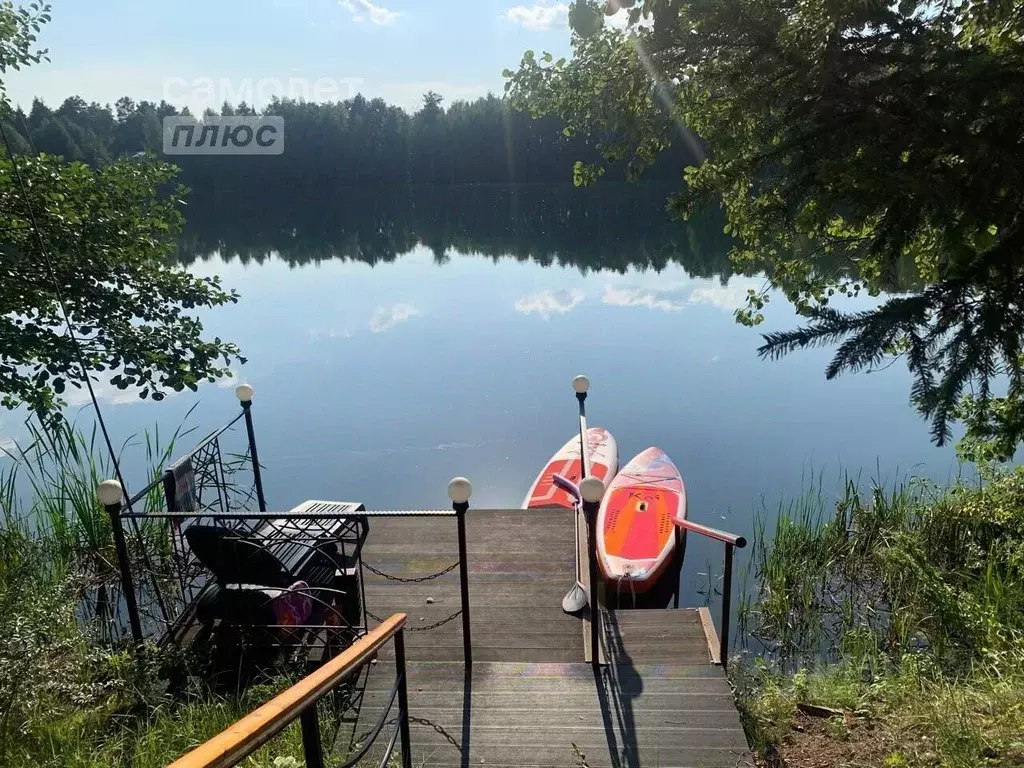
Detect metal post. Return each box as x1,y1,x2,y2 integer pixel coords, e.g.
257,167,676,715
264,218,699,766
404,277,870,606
106,498,144,647
721,542,734,669
455,501,472,666
583,497,601,667
395,628,414,768
672,528,682,610
299,702,325,768
240,399,268,513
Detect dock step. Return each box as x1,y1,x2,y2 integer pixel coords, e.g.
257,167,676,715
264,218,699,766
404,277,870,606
335,661,752,768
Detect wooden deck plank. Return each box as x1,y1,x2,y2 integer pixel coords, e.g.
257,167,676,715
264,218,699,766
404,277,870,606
334,509,752,767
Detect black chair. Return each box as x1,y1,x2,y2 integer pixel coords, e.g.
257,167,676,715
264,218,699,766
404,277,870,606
185,524,340,626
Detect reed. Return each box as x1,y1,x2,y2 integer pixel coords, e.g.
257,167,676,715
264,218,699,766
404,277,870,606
736,467,1024,767
0,409,197,576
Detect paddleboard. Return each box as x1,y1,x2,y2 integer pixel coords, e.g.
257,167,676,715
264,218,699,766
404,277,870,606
597,447,685,592
522,428,618,509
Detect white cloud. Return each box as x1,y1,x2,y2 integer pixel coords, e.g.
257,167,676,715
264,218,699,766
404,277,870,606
340,0,399,25
515,289,584,319
602,285,686,313
504,2,569,31
215,369,251,388
64,378,179,408
308,327,354,341
687,278,763,311
369,303,419,333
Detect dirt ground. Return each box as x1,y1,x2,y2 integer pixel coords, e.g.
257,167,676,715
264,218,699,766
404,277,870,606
769,711,899,768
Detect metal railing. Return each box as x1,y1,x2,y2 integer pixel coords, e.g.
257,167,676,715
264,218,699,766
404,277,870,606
167,612,413,768
578,490,747,668
102,391,265,646
104,425,475,667
673,518,747,668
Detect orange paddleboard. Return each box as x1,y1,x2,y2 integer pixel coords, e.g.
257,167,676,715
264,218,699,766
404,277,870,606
597,447,685,592
522,428,618,509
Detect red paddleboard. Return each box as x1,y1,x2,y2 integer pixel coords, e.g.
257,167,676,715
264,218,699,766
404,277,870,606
597,447,685,592
522,428,618,509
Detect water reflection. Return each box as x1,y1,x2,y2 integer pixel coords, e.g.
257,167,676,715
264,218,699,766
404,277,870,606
49,185,961,605
178,184,736,277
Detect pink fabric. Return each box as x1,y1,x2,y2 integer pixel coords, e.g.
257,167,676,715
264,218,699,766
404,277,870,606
273,580,313,626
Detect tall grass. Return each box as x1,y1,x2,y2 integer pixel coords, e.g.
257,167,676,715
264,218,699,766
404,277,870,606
735,467,1024,767
0,410,197,578
0,411,203,752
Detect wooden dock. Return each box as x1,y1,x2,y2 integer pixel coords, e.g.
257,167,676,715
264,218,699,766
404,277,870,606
336,508,753,768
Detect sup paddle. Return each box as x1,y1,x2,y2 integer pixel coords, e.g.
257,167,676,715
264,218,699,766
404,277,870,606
560,374,592,614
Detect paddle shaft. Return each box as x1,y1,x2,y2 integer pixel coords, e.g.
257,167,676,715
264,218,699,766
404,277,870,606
575,392,589,588
577,392,591,480
562,391,590,612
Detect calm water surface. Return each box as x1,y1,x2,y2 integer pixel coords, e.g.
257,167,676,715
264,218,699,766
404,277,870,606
27,186,965,597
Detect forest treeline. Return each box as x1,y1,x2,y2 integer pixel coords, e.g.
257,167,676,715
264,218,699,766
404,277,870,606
1,92,699,189
177,184,919,292
179,184,732,272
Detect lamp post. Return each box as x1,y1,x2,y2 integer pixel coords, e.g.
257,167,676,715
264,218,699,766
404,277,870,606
448,476,473,666
98,479,144,646
235,383,267,513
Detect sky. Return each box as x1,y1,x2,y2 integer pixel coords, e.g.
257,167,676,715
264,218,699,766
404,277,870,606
3,0,629,115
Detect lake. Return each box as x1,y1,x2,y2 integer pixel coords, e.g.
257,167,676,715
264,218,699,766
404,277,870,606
23,184,964,599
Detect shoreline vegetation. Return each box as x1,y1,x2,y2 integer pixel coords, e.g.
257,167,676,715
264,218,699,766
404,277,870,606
734,470,1024,767
3,420,1022,766
0,418,334,767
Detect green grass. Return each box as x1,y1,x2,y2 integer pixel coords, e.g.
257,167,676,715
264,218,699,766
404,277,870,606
0,415,401,767
735,467,1024,767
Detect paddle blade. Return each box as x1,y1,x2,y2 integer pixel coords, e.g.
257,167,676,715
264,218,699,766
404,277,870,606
561,582,588,614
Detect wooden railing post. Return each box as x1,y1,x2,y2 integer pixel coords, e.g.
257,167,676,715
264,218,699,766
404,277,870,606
395,628,414,768
299,704,325,768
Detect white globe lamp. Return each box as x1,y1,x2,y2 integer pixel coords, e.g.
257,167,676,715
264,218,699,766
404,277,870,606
235,383,255,403
97,479,124,507
447,477,473,505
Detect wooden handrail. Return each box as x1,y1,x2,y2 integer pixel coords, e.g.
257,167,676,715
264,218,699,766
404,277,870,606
168,613,408,768
674,519,747,548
